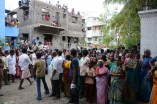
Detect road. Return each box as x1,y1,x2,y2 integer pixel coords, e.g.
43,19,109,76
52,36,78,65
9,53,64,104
0,76,149,104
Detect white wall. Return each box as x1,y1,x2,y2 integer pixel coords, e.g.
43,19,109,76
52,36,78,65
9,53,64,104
139,9,157,57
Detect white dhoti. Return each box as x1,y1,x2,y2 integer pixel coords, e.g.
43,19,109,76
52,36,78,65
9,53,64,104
21,69,31,79
8,64,16,75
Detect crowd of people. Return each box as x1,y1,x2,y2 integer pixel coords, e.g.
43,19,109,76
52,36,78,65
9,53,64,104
0,43,157,104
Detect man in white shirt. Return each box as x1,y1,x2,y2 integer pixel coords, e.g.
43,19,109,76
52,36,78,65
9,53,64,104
80,49,90,98
57,50,64,92
18,48,33,90
61,49,66,60
29,50,37,79
6,50,16,83
49,51,60,99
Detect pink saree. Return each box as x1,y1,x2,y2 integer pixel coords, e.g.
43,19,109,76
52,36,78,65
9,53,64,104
96,66,110,104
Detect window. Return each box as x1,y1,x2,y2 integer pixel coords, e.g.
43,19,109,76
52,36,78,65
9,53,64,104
24,10,29,20
88,38,92,42
41,8,50,21
63,13,66,18
87,27,91,30
72,17,78,23
82,19,85,23
62,36,66,41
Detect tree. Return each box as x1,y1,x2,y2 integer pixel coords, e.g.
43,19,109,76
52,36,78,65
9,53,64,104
101,0,157,48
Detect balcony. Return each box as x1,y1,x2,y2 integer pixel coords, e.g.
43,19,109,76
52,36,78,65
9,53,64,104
5,26,19,37
92,30,103,37
19,0,29,10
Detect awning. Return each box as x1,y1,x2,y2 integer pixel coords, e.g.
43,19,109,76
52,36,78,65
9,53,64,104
8,11,17,16
33,24,65,31
5,9,11,13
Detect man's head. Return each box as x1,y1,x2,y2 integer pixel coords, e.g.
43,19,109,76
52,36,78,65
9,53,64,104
66,55,71,60
82,49,88,57
36,52,42,59
10,50,14,56
77,52,82,59
101,49,104,54
52,51,57,57
63,49,66,53
58,50,62,56
22,48,27,54
144,49,151,58
71,49,77,57
36,37,39,40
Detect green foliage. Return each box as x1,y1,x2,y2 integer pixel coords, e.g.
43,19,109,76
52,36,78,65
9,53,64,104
103,34,113,45
101,0,143,48
101,0,157,48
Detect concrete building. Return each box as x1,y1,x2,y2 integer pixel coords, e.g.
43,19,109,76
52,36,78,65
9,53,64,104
85,17,103,45
14,0,85,50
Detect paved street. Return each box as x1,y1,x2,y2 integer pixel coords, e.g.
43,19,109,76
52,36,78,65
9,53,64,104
0,76,149,104
0,76,70,104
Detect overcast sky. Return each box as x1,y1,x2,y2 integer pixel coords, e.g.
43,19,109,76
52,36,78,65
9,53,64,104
5,0,122,17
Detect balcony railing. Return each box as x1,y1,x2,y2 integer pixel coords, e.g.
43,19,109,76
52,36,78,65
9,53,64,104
5,26,19,37
5,18,19,28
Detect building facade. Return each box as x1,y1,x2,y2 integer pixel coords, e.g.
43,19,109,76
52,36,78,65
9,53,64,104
85,17,103,45
14,0,85,50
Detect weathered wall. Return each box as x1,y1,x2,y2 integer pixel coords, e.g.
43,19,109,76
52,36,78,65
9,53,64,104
139,9,157,57
16,0,85,50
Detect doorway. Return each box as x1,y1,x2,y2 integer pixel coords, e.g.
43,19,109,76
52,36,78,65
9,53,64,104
22,34,29,41
44,34,53,45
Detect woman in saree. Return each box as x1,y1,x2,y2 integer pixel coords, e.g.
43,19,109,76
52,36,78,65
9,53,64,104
147,65,157,104
148,56,157,104
96,60,110,104
140,49,153,102
63,55,71,97
123,50,136,104
133,53,142,100
110,56,125,104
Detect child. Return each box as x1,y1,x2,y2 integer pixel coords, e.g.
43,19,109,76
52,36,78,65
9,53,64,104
85,61,96,103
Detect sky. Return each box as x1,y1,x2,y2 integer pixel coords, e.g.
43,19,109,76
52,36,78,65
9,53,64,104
5,0,121,17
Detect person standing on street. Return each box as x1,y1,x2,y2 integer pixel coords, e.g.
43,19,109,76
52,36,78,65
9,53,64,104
34,52,49,100
69,49,79,104
0,54,5,96
18,48,33,90
49,51,60,99
6,50,16,83
80,49,90,98
0,51,9,85
57,50,64,92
